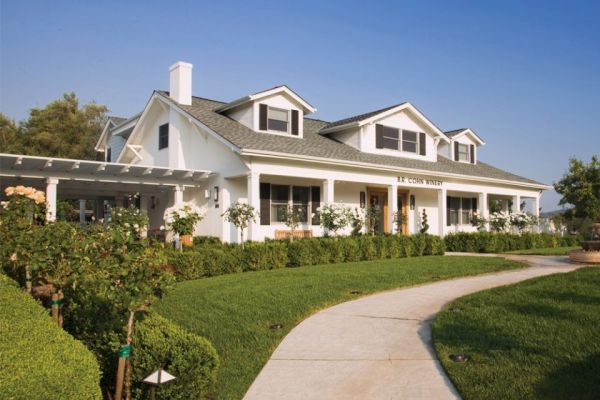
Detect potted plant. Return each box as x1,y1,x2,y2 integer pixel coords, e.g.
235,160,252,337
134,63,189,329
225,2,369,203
164,203,204,247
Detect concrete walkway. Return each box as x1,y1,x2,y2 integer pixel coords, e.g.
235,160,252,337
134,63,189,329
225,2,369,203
244,256,581,400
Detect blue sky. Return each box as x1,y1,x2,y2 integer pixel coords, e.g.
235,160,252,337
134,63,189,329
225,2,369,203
1,0,599,211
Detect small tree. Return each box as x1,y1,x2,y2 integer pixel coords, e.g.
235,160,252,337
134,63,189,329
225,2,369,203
222,202,258,247
349,207,366,236
420,209,430,234
365,204,380,236
281,205,304,241
393,209,406,235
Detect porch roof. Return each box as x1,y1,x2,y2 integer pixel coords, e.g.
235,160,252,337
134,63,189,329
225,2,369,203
0,153,213,187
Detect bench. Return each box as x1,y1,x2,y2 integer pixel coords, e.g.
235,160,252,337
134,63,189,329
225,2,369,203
274,229,313,240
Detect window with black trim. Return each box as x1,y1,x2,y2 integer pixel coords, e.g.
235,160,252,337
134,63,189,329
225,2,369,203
158,123,169,150
447,196,477,226
267,107,289,132
271,185,289,223
378,124,421,154
292,186,310,223
268,184,317,224
402,130,418,153
106,147,112,162
382,126,400,150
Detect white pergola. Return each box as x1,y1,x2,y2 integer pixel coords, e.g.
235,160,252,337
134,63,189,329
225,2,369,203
0,153,213,221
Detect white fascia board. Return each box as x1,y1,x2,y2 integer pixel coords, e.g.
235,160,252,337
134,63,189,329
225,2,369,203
115,93,158,163
449,129,486,146
216,85,317,114
112,115,141,137
94,120,116,152
239,149,551,190
361,103,450,143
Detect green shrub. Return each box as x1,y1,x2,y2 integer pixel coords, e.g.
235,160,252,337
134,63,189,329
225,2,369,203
240,241,288,271
320,238,345,263
193,236,223,246
444,232,581,253
0,274,102,399
132,312,219,400
356,235,377,260
287,239,314,267
339,236,361,262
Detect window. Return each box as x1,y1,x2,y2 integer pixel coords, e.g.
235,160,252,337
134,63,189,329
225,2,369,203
447,196,477,226
292,186,310,223
106,147,112,162
402,130,418,153
158,123,169,150
458,143,469,162
271,185,289,223
267,107,288,132
377,124,421,154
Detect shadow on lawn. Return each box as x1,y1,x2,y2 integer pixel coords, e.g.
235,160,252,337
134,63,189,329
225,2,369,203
505,303,573,320
534,353,600,400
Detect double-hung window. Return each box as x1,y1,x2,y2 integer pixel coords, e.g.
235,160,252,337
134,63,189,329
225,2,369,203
267,107,289,132
447,196,477,226
458,143,470,162
402,130,418,153
292,186,310,223
381,126,400,150
271,185,289,223
158,123,169,150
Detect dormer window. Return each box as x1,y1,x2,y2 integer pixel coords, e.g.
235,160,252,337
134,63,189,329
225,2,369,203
454,142,475,163
259,104,300,136
376,124,426,155
268,107,288,132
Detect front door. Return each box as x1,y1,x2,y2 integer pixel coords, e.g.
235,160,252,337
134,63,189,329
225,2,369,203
367,189,388,233
397,191,409,235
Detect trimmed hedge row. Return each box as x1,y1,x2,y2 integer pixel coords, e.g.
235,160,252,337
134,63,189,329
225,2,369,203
0,274,102,400
167,234,445,280
444,232,581,253
132,312,219,400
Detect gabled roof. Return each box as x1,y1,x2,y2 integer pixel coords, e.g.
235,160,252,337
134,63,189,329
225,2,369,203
215,85,317,114
147,91,546,188
319,102,450,142
444,128,486,146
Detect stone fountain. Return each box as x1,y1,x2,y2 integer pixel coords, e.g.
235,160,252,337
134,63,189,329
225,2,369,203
569,222,600,264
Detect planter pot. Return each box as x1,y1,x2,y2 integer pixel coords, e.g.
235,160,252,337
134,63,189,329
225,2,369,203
181,234,193,247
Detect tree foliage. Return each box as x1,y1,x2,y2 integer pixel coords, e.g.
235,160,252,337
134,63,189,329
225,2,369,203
554,155,600,222
0,92,108,160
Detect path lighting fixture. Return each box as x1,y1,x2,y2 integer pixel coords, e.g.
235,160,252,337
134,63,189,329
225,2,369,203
143,369,176,400
450,354,471,363
270,323,283,330
350,290,362,295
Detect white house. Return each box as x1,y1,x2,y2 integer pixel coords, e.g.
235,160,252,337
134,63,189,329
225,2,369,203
0,61,549,242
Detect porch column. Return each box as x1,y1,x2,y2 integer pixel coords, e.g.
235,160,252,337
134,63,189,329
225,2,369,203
173,185,184,206
323,178,334,204
139,195,149,215
388,184,398,234
247,172,260,241
437,188,446,236
512,195,521,213
478,192,489,231
79,199,86,224
533,193,540,232
45,177,59,222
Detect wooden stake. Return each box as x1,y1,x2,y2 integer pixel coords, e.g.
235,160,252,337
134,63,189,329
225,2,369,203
115,355,126,400
124,311,135,400
51,293,60,326
58,291,64,327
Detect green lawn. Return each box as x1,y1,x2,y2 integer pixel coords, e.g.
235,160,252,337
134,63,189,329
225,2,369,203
504,246,579,256
433,267,600,400
154,256,524,399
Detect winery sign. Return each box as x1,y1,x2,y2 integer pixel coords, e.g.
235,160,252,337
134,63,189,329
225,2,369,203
397,176,443,187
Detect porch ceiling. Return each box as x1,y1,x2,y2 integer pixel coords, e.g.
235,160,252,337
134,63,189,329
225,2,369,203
0,153,213,187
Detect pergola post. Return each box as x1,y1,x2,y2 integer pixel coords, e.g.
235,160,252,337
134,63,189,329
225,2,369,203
173,185,184,206
79,199,86,224
533,194,540,233
45,177,59,222
478,192,489,231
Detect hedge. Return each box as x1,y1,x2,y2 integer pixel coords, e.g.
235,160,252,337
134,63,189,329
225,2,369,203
132,312,219,400
444,232,581,253
0,274,102,400
168,234,445,280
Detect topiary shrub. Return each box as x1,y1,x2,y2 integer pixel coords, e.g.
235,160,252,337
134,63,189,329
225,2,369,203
0,274,102,399
132,312,219,400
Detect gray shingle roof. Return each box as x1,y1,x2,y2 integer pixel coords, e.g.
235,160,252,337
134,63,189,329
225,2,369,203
155,91,545,186
322,103,406,130
444,128,468,138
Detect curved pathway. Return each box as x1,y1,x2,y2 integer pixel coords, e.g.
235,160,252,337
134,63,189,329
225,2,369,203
244,255,581,400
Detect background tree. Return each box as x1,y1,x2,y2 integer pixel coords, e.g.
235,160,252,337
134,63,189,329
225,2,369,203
554,155,600,222
281,205,303,241
0,93,108,160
